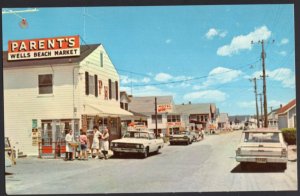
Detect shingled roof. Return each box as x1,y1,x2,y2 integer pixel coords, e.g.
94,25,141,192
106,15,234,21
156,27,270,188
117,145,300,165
2,44,100,68
129,96,174,114
175,103,215,115
277,99,296,115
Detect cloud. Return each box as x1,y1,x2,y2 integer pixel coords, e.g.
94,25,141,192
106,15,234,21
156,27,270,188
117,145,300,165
154,73,173,82
277,51,287,56
203,67,243,87
268,100,283,108
251,68,295,88
120,85,175,97
120,75,151,84
279,38,289,45
183,90,227,102
205,28,227,39
217,26,271,56
165,39,172,44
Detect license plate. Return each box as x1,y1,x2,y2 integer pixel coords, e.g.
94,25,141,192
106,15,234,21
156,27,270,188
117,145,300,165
256,158,267,163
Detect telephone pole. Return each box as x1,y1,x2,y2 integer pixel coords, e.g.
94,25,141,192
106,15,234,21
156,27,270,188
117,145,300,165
252,39,271,128
261,40,268,128
250,78,260,128
258,93,263,127
154,97,158,138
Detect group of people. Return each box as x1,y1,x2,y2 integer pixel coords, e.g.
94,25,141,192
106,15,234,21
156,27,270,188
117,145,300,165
64,125,110,161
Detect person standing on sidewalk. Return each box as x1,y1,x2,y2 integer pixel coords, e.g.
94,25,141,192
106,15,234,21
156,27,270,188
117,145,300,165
91,126,102,159
79,129,88,160
65,130,74,161
100,127,110,159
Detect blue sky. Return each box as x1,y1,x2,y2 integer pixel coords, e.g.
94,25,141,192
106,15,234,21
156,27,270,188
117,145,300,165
2,5,295,115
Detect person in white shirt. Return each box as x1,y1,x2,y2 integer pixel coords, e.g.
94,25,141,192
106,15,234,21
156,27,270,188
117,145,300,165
65,130,74,161
91,126,102,159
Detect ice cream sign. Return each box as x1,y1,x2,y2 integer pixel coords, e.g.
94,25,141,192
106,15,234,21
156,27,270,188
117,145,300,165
8,35,80,61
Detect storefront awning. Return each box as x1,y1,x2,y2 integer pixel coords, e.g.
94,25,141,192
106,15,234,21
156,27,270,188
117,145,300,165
84,104,133,117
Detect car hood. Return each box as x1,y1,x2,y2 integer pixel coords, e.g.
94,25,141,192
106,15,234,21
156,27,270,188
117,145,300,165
112,138,149,144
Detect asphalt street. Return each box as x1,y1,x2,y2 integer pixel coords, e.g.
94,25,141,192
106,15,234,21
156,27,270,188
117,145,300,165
5,130,297,194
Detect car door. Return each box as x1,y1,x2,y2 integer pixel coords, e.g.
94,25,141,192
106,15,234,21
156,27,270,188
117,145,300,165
148,133,157,152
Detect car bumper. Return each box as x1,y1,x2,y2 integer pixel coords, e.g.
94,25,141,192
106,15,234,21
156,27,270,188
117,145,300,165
111,147,145,153
170,138,189,142
236,156,288,163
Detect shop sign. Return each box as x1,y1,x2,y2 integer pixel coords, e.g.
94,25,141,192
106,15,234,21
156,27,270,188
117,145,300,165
157,104,172,113
8,35,80,61
167,122,182,127
32,128,41,146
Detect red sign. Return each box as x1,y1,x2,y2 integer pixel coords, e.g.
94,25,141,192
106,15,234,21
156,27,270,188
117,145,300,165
167,122,182,127
157,104,172,113
8,35,80,61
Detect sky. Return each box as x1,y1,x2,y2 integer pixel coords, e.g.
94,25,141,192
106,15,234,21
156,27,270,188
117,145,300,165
2,4,296,115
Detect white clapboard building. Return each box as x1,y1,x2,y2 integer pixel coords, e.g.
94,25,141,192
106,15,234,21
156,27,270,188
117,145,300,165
4,41,132,157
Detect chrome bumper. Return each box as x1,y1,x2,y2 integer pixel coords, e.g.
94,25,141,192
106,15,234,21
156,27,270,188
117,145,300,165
236,156,288,163
111,147,145,153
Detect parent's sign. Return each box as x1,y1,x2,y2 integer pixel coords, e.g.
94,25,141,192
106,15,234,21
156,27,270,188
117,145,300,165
8,35,80,61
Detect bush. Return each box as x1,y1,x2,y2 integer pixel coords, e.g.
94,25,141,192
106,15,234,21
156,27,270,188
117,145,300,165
281,128,296,145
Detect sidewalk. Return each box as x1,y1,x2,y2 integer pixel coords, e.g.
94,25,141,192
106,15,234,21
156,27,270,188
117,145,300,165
288,145,297,162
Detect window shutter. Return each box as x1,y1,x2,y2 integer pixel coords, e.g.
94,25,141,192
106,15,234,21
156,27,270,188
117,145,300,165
85,72,89,95
95,75,98,97
108,79,112,99
115,81,118,100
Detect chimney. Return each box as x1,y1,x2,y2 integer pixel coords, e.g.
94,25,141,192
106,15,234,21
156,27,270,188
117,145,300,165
182,103,184,105
280,104,282,108
189,101,191,104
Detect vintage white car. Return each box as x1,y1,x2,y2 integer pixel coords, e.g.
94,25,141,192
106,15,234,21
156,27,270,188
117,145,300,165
111,130,164,158
169,130,194,145
236,129,288,170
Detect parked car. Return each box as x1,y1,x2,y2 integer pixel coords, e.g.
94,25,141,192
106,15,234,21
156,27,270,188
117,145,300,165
235,129,288,170
169,130,193,145
111,130,164,158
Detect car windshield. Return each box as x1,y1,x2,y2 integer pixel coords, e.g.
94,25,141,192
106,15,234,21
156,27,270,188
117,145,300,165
123,132,149,139
243,132,280,143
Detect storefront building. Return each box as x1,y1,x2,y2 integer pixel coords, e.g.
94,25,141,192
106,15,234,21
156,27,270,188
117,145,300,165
3,36,132,157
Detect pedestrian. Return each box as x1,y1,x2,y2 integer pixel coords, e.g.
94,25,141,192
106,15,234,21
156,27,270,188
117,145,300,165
65,129,74,161
91,125,102,159
100,127,110,159
79,129,88,160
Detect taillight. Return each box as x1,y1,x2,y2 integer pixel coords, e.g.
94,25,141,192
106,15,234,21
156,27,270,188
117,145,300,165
236,147,241,155
281,148,287,157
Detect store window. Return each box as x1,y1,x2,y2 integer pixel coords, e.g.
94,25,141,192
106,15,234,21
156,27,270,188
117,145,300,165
152,115,162,123
167,115,180,122
38,74,53,94
124,103,128,111
120,102,124,109
89,75,95,95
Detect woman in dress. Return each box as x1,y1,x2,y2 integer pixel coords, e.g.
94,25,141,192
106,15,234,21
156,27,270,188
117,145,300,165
91,126,102,159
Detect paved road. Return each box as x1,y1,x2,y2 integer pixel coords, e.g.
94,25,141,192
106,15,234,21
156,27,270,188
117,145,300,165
5,131,297,194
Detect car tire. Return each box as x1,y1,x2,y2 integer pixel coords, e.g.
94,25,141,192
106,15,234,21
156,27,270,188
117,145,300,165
170,142,173,145
155,147,160,154
142,148,149,158
186,141,189,145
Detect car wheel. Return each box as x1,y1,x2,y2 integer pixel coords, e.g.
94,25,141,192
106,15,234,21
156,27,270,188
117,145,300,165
142,148,149,158
186,141,189,145
170,142,173,145
155,147,160,154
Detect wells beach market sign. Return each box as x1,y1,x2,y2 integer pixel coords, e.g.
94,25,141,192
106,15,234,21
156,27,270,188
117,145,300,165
7,35,80,61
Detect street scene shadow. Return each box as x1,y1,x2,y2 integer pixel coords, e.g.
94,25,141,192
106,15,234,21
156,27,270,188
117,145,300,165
110,152,161,159
231,163,286,173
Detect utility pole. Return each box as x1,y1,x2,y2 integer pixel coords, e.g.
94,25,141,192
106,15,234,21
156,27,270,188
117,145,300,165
252,39,271,128
154,97,158,138
250,78,260,128
258,93,263,127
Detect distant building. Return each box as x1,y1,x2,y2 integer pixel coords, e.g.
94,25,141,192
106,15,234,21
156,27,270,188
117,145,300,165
217,113,230,129
277,99,296,129
175,103,217,132
267,108,280,128
228,115,257,129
